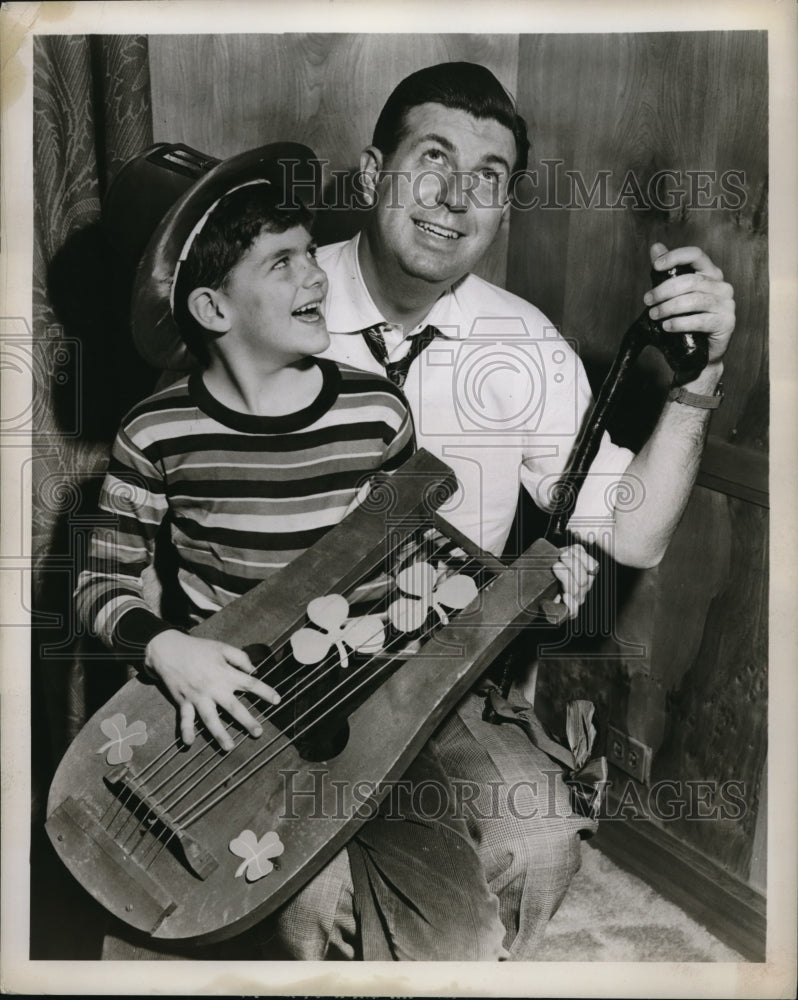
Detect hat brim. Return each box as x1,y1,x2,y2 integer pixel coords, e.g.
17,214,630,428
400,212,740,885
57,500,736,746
132,142,319,371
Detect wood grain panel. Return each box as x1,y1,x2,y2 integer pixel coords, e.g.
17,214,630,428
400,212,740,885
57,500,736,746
650,490,768,877
149,33,519,286
511,33,768,887
508,32,768,464
536,482,768,883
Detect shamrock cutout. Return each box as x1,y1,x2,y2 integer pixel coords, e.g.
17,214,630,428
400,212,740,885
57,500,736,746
388,561,478,633
229,829,285,882
290,594,385,670
96,713,148,765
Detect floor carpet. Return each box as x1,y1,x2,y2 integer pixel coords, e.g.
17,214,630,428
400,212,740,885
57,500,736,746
30,827,745,963
536,842,745,962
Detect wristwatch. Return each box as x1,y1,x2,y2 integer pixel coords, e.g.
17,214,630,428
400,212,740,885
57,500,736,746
667,381,724,409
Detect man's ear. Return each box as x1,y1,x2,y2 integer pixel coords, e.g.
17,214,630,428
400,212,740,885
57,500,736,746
359,146,384,207
186,286,232,334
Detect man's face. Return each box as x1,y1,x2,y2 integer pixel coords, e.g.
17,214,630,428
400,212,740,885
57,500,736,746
365,103,516,288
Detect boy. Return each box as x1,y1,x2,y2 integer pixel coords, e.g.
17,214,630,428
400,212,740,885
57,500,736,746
75,148,415,753
77,142,515,960
77,144,509,960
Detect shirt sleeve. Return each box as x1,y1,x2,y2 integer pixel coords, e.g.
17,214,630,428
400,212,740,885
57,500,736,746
381,397,417,472
73,424,176,659
341,393,417,518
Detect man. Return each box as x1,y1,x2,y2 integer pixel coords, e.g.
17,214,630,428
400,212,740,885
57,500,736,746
272,61,735,960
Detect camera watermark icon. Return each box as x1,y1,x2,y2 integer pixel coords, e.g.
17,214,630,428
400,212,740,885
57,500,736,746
357,468,455,523
416,317,580,438
535,470,647,523
0,318,82,440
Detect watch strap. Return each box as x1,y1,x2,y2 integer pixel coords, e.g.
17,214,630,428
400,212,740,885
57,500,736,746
668,382,724,409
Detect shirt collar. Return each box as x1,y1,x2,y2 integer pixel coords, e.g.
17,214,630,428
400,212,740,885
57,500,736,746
323,233,465,340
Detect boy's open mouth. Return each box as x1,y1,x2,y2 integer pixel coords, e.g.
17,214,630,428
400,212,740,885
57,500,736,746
292,301,324,321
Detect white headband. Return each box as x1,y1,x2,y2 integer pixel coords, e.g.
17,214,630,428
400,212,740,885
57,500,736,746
169,178,272,313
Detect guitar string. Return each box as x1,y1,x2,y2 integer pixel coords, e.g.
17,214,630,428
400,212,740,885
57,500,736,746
106,528,457,851
154,542,475,824
108,653,334,847
133,545,484,867
138,553,493,869
104,628,345,838
132,540,479,866
110,631,377,853
101,528,434,838
159,555,477,833
102,629,319,840
104,528,441,846
169,557,492,831
107,536,435,852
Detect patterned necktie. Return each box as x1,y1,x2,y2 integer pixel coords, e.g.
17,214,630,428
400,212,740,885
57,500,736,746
361,322,440,389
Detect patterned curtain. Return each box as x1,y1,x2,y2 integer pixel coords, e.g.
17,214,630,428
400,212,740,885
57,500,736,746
31,36,156,812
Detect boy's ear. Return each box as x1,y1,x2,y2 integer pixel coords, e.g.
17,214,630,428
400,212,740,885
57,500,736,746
359,146,384,207
186,287,232,334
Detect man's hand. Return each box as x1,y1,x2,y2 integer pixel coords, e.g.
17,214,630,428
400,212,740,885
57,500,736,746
551,544,599,619
144,630,281,751
644,243,736,366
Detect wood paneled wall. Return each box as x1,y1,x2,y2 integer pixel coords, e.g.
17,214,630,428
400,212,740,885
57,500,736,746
149,33,519,286
147,31,768,893
507,32,768,892
509,33,767,452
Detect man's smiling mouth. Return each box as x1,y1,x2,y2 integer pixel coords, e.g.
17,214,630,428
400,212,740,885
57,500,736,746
414,220,463,241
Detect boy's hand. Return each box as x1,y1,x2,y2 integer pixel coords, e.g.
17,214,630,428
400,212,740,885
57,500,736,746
144,630,281,751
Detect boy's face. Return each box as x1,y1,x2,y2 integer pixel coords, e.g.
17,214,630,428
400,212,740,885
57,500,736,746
217,224,329,367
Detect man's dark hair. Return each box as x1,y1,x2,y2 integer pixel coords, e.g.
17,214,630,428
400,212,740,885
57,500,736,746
173,184,313,365
372,62,530,173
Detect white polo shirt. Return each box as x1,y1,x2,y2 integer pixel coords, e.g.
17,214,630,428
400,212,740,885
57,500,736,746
318,235,634,557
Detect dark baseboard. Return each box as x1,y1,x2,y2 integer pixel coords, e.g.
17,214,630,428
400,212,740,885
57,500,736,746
593,816,767,962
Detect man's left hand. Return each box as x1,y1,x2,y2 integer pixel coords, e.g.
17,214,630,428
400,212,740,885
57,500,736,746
644,243,736,366
552,544,599,619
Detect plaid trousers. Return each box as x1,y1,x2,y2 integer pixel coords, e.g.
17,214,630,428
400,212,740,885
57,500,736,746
273,689,596,961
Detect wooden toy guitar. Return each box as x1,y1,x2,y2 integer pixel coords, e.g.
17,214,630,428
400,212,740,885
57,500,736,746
45,448,568,945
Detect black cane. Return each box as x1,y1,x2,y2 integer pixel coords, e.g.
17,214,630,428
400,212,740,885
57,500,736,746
545,264,707,548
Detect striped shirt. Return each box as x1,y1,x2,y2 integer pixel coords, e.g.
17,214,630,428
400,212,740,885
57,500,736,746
75,359,415,655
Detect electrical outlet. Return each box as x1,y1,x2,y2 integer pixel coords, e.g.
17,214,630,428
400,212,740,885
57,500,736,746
606,725,652,784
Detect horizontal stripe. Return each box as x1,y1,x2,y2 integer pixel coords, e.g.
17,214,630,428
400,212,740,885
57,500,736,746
173,557,282,596
129,397,406,442
173,507,349,539
161,447,388,481
104,460,166,497
78,361,415,653
169,449,388,473
178,572,242,613
150,421,398,462
95,594,149,645
166,470,373,500
172,513,334,551
169,499,355,524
